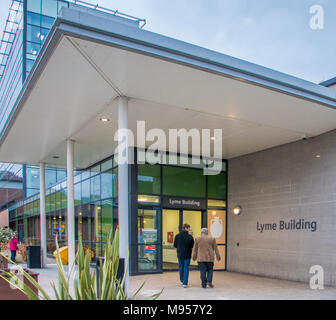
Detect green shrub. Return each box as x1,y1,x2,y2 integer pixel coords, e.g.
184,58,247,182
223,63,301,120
0,228,17,243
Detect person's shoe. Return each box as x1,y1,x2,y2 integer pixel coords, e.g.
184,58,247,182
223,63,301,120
183,285,188,288
207,283,214,288
201,284,206,288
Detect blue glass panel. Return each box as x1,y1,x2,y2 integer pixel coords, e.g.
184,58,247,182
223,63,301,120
27,24,41,43
40,27,49,44
26,41,40,60
81,179,90,204
42,0,58,18
27,0,41,14
56,169,66,182
26,167,40,189
41,15,55,29
91,175,101,201
27,12,41,26
46,169,57,188
101,170,112,199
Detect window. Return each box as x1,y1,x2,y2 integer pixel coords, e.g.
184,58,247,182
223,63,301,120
61,189,67,209
55,191,61,210
46,168,57,188
90,175,101,202
41,15,55,28
74,183,81,206
138,195,160,204
27,0,41,14
101,159,112,172
138,164,161,195
138,209,159,272
27,12,41,26
26,24,41,43
101,199,113,242
162,166,206,198
101,170,112,199
57,169,66,182
113,168,118,197
208,172,226,200
91,164,101,177
26,167,40,189
81,179,90,204
26,42,40,60
208,199,226,208
42,0,58,17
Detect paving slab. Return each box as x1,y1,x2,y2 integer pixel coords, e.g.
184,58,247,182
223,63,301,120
6,264,336,300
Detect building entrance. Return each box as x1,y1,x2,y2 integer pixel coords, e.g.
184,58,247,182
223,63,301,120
162,209,203,270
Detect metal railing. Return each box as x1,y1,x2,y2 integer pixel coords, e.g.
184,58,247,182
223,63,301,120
70,0,147,28
0,0,146,82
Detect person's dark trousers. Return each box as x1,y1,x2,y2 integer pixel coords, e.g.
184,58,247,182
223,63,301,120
198,262,214,287
178,258,191,285
10,250,16,263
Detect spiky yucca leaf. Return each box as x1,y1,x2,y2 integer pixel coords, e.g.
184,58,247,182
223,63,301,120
0,227,162,300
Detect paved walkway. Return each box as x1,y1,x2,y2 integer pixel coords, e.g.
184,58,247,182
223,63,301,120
130,270,336,300
18,264,336,300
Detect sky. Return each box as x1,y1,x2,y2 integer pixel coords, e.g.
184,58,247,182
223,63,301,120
0,0,335,84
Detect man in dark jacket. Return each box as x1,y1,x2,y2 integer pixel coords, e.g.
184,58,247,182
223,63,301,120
174,224,194,288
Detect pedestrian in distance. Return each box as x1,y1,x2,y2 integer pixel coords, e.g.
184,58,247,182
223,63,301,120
9,233,18,263
173,224,194,288
192,228,221,288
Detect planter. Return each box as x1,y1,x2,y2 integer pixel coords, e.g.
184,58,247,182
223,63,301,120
0,268,39,300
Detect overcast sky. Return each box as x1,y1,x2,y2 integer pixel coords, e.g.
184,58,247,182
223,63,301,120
0,0,335,83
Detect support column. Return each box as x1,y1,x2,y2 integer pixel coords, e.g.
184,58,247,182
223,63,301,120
67,139,75,273
39,162,47,268
118,97,130,293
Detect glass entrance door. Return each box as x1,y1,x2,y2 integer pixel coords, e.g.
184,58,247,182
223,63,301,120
183,210,202,269
162,209,203,271
162,209,180,270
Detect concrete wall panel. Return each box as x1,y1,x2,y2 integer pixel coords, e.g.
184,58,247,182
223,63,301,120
228,129,336,286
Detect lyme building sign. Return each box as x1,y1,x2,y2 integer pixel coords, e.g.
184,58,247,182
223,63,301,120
257,218,317,233
162,196,206,210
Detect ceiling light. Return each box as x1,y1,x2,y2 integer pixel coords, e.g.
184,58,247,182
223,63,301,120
316,155,321,158
100,117,110,122
32,50,37,55
211,137,216,141
138,198,148,202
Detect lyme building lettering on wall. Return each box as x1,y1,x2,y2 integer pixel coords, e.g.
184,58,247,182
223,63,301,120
256,219,317,233
162,196,206,210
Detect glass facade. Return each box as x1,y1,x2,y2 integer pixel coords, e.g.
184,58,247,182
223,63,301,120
134,150,227,274
9,154,118,258
0,1,24,135
25,0,69,77
8,150,227,275
1,1,228,275
0,0,70,213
